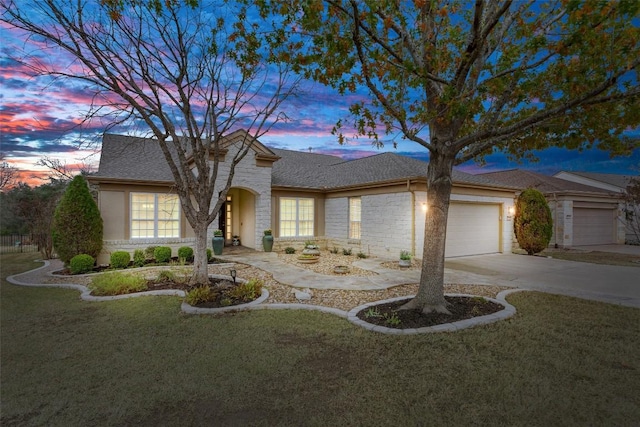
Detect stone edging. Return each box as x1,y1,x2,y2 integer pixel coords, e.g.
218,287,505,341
347,292,521,335
7,260,526,335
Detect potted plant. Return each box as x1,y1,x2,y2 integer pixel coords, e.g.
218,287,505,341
212,229,224,255
262,229,274,252
399,250,412,267
302,239,320,256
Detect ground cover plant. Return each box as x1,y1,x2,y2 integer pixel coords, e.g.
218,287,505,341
2,252,639,426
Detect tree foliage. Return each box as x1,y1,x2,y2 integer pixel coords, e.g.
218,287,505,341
1,0,302,283
263,0,640,313
514,188,553,255
52,175,103,264
1,182,66,258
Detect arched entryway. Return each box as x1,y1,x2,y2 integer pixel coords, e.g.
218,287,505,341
218,187,258,249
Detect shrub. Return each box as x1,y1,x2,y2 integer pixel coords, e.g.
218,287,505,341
227,278,263,302
52,175,103,264
110,251,131,269
330,247,339,254
514,188,553,255
400,250,412,261
206,248,212,261
89,272,147,296
133,249,145,267
342,248,352,256
185,285,217,306
357,252,368,259
69,254,95,274
284,247,296,254
177,246,194,262
154,246,172,263
144,246,157,260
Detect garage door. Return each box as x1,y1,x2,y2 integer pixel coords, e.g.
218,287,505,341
573,208,615,245
445,203,501,257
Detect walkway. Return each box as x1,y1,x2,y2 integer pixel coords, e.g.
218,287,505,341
216,252,421,290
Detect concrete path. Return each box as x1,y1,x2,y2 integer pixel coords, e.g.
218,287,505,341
445,253,640,308
216,252,421,290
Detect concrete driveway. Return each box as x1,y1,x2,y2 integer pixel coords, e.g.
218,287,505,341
444,251,640,308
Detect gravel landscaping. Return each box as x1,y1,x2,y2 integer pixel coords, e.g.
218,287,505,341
41,254,511,312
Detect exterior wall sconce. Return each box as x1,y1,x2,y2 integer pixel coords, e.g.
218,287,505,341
508,206,516,216
422,203,428,212
230,269,236,285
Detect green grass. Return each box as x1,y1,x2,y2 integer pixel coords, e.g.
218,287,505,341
2,252,639,426
88,271,148,295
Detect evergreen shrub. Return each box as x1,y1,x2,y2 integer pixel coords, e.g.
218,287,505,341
110,251,131,269
514,188,553,255
154,246,172,263
69,254,95,274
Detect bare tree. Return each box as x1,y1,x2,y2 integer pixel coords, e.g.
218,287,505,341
269,0,640,313
0,153,18,192
2,0,302,283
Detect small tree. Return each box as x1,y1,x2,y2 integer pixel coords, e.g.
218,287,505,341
514,189,553,255
52,175,103,264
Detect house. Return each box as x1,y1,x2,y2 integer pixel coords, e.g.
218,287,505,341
89,132,518,264
554,171,639,244
478,169,627,247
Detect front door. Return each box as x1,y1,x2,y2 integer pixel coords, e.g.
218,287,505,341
218,195,232,244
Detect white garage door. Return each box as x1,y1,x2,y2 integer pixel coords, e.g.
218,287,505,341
445,203,501,257
573,208,615,245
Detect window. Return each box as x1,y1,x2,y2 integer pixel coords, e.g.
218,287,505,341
280,197,314,237
131,193,180,238
349,197,361,239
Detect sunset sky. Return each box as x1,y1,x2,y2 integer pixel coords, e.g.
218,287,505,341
1,5,638,187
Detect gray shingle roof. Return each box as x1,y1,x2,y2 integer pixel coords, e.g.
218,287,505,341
95,133,516,191
478,169,614,194
558,171,635,189
94,134,175,182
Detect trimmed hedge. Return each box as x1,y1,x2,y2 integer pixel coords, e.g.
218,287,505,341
110,251,131,269
178,246,194,262
154,246,172,263
69,254,95,275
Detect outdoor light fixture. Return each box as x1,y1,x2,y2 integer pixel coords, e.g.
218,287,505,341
230,269,236,285
508,206,516,216
422,203,428,212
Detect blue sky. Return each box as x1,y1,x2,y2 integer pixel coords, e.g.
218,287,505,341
1,4,638,185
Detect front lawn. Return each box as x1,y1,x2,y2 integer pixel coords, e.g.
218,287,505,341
2,253,639,426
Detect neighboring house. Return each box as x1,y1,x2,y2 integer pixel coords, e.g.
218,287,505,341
478,169,626,247
89,132,518,264
554,171,639,244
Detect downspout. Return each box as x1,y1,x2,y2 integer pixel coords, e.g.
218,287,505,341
408,179,416,255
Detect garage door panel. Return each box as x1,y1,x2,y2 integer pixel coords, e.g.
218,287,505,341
445,203,500,257
573,208,615,245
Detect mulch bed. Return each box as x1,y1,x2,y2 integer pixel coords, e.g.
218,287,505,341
356,296,504,329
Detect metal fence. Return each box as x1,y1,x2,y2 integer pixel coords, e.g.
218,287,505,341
0,235,40,254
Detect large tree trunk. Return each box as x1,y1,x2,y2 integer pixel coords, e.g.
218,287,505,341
191,224,210,285
400,152,455,314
